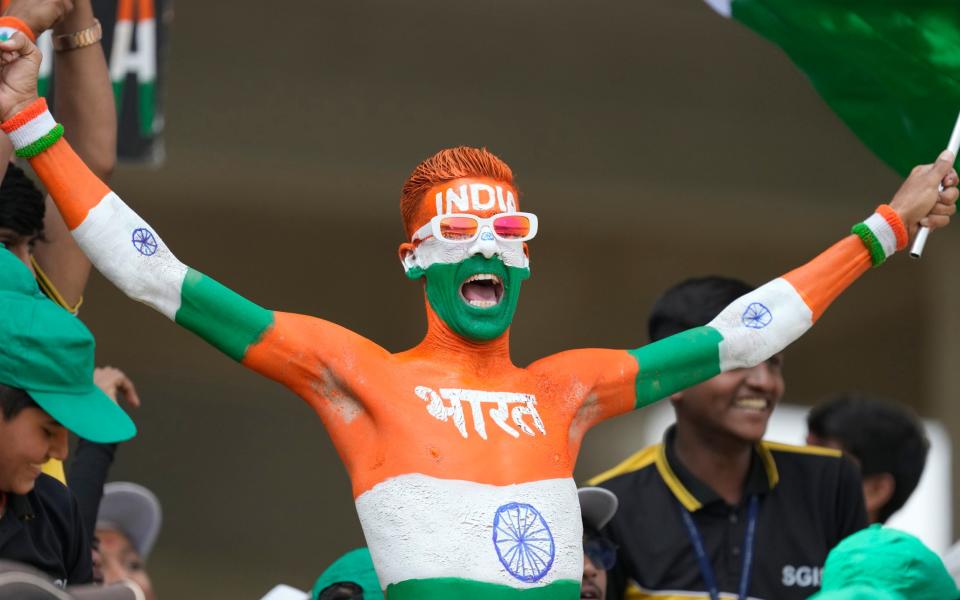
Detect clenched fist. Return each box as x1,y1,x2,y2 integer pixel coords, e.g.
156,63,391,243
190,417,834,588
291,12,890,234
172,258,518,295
4,0,74,37
890,151,959,238
0,32,41,121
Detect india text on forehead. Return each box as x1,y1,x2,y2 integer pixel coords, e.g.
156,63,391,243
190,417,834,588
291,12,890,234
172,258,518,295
435,183,517,215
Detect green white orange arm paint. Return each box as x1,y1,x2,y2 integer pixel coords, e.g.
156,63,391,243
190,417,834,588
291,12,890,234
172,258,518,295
625,209,905,410
7,99,273,362
10,95,908,438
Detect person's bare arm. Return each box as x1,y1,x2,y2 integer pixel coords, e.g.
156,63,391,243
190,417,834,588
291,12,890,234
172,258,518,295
5,0,116,308
51,0,116,179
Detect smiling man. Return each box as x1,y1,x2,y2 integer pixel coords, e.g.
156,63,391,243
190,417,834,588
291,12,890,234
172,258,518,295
589,277,868,600
0,29,955,600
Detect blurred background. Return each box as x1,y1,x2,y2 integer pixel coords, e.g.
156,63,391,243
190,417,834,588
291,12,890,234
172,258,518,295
65,0,958,596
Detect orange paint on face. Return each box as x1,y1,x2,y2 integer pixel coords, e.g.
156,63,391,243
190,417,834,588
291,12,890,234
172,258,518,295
406,177,520,238
242,311,638,498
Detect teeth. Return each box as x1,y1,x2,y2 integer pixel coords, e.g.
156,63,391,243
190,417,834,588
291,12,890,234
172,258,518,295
468,300,497,308
465,273,502,285
735,398,768,410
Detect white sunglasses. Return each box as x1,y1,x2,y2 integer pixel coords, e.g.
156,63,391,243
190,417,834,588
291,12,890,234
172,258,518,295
412,212,539,244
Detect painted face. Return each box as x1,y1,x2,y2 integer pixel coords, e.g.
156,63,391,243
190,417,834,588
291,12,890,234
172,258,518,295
671,354,785,444
399,177,532,341
0,406,68,495
96,528,157,600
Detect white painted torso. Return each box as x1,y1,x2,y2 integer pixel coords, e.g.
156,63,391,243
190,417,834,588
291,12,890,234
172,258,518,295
355,474,583,591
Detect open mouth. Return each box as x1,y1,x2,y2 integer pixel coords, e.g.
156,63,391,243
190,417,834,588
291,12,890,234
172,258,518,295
460,273,504,309
580,585,602,599
733,397,771,412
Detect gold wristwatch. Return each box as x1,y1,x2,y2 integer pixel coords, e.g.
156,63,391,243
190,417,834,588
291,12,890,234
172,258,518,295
52,19,102,52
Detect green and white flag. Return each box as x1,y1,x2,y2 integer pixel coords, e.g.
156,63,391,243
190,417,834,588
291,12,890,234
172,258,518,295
704,1,960,176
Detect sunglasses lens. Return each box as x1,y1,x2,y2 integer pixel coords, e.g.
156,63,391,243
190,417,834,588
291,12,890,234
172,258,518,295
493,215,531,240
439,216,479,241
585,539,617,571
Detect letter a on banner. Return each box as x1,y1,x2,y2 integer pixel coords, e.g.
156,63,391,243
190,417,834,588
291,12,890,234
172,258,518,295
111,0,157,136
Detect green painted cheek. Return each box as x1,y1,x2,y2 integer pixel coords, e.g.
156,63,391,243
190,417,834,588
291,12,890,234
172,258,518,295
417,257,529,342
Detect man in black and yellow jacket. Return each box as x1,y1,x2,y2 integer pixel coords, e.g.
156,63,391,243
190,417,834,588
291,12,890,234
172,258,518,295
589,276,867,600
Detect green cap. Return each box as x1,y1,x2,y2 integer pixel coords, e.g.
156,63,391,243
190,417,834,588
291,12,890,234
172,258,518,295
817,525,959,600
0,247,136,443
311,548,383,600
810,584,905,600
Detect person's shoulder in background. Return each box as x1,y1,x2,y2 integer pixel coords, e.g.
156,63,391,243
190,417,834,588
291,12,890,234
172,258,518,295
587,442,662,493
761,440,855,487
762,440,867,542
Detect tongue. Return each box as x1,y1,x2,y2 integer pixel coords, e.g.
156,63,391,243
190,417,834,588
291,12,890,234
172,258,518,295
463,281,498,302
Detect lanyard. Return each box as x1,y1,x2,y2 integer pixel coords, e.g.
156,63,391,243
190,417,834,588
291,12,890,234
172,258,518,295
677,494,759,600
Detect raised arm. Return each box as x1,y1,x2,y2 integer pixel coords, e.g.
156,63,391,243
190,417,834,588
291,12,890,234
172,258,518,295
0,32,385,408
2,0,117,310
535,156,957,429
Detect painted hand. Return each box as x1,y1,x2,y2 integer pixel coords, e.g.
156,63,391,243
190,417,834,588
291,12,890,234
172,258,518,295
0,32,41,121
3,0,73,37
890,151,959,237
93,366,142,409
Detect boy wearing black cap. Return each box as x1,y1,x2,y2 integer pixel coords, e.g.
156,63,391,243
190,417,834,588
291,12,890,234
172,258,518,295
0,247,136,586
579,487,619,600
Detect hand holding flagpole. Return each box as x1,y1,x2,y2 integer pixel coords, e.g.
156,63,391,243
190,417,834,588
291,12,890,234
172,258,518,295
910,111,960,258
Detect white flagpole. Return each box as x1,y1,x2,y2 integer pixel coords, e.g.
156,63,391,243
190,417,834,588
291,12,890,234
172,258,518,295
909,110,960,258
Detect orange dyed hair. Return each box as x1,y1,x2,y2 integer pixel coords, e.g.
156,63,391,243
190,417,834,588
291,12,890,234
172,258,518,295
400,147,516,236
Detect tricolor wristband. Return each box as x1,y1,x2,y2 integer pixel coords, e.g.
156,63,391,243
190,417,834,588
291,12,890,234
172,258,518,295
0,98,64,158
0,16,36,43
851,205,907,267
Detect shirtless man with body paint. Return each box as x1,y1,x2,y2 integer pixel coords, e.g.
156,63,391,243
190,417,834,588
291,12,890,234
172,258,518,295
0,31,955,600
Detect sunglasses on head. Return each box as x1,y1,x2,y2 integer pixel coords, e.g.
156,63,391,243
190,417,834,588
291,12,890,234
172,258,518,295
584,536,618,571
412,212,539,244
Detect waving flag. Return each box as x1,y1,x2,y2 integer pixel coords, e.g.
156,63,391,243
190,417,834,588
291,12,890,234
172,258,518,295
704,0,960,177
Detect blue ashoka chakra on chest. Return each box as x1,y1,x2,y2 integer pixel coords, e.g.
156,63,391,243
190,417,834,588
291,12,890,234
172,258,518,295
131,227,159,256
741,302,773,329
492,501,555,582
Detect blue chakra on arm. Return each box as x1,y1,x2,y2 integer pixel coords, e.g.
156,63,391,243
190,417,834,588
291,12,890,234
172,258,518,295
741,302,773,329
131,228,158,256
492,502,555,582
